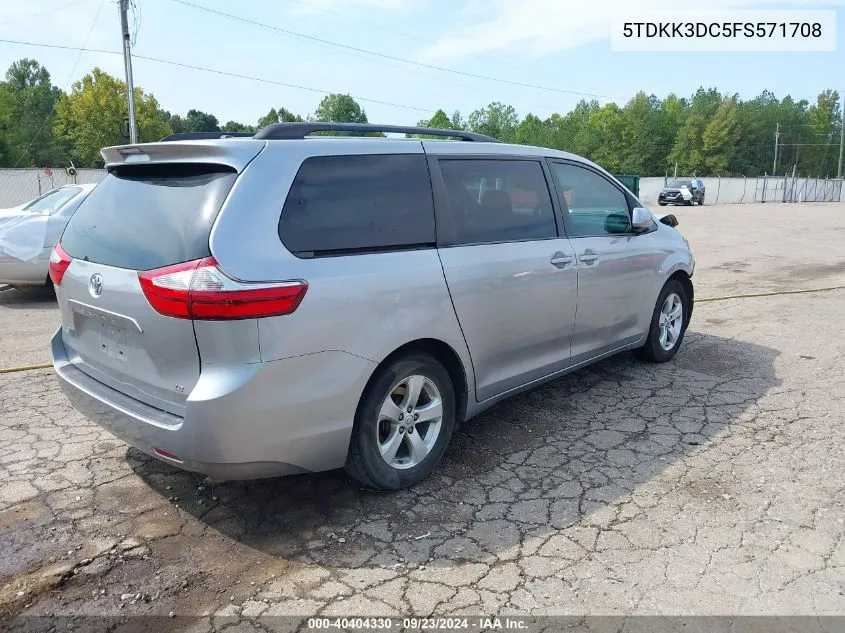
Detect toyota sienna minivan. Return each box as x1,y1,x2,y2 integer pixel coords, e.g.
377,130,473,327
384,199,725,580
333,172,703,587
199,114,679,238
51,123,694,490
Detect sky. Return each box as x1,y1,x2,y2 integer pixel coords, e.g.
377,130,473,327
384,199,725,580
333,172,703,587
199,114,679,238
0,0,843,127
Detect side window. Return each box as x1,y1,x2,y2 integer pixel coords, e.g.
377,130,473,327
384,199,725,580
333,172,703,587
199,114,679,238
549,162,631,238
437,159,557,246
278,154,435,257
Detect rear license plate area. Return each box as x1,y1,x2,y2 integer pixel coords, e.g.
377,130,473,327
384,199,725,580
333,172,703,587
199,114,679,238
97,322,129,362
69,301,139,363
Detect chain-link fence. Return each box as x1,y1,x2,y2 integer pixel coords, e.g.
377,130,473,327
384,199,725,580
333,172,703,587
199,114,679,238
0,168,107,208
782,176,843,203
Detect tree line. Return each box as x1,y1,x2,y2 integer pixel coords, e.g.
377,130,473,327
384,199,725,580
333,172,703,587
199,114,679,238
0,58,841,177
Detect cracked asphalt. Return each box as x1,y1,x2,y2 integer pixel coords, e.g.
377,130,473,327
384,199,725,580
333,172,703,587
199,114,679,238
0,203,844,629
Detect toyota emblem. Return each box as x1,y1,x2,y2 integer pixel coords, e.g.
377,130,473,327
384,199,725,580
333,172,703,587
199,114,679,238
89,273,103,298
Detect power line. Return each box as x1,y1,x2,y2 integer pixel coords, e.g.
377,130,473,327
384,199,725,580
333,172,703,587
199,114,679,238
129,0,141,46
769,142,844,147
167,0,625,102
0,38,436,114
0,0,93,27
284,0,594,93
777,123,843,129
134,54,433,114
11,0,106,168
212,8,567,114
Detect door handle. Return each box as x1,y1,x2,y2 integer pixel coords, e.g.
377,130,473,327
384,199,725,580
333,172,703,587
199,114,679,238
550,253,573,268
579,253,599,264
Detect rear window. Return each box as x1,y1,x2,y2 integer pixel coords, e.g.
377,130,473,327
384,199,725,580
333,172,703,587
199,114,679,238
278,154,435,257
23,187,82,214
61,164,236,271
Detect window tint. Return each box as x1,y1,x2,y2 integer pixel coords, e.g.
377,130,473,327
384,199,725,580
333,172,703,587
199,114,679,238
61,164,236,270
550,163,631,237
278,154,435,256
23,187,81,214
437,159,557,245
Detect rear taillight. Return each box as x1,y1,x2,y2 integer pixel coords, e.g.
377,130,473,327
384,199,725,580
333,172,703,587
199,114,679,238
138,257,307,320
48,244,72,286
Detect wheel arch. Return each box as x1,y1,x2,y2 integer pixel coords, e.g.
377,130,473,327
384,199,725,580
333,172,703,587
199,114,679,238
366,338,470,423
666,270,694,327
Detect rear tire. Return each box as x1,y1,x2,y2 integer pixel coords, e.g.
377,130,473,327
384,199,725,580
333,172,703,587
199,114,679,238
635,279,689,363
658,202,667,206
345,353,456,490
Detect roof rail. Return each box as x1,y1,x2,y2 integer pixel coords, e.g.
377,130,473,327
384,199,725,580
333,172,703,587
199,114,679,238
159,132,255,142
253,122,500,143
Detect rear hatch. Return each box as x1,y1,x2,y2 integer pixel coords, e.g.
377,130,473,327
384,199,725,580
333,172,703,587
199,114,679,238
54,141,264,415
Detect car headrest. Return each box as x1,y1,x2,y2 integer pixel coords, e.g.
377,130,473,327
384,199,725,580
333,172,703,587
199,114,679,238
482,189,512,215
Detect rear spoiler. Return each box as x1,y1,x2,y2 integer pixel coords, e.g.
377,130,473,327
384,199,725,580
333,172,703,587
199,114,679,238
100,139,265,172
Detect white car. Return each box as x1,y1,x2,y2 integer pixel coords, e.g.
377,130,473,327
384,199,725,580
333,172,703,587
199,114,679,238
0,184,96,288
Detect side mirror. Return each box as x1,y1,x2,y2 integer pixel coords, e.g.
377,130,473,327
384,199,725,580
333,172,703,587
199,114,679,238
631,207,652,232
658,213,678,228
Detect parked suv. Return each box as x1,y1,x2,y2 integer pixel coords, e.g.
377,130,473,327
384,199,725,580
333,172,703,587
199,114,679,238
658,178,705,206
51,123,695,490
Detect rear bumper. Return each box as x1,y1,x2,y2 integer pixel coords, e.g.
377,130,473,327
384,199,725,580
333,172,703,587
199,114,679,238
52,328,377,479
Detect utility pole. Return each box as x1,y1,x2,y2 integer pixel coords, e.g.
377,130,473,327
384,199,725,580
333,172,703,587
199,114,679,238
773,122,780,175
838,94,844,179
119,0,138,143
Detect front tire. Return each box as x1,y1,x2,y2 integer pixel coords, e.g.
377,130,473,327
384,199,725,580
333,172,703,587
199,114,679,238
658,202,667,206
635,279,689,363
345,353,456,490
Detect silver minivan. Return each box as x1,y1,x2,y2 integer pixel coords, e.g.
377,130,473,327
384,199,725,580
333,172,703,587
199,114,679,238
51,123,694,490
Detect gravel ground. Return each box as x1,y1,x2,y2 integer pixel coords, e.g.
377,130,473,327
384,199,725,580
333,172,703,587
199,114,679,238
0,203,843,631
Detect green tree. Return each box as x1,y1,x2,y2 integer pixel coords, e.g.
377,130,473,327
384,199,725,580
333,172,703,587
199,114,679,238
734,91,809,175
222,121,256,133
668,114,707,175
548,99,599,155
257,107,303,129
165,112,186,134
582,103,626,172
410,109,458,138
467,102,518,142
278,107,303,123
702,98,741,174
0,58,66,166
803,90,840,177
618,92,677,175
514,113,547,147
417,109,454,130
53,68,170,166
184,109,219,133
257,109,279,129
667,88,722,175
314,94,367,123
